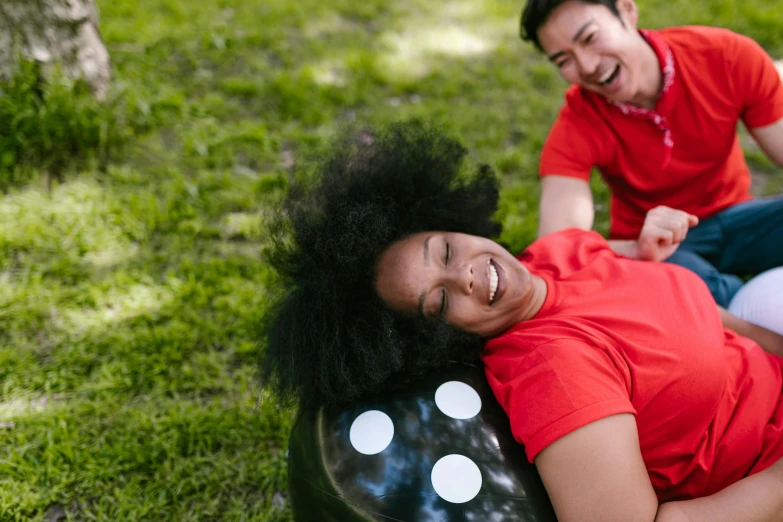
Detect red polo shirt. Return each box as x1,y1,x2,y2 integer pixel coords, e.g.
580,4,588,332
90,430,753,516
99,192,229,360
539,27,783,239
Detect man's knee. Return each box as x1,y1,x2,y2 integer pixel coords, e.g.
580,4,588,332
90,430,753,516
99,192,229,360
718,195,783,274
702,271,744,308
666,249,743,307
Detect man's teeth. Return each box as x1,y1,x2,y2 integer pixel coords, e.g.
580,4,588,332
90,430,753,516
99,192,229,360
599,66,617,85
489,262,498,304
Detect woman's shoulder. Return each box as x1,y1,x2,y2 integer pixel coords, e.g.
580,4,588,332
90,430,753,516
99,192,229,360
483,326,605,380
518,228,612,273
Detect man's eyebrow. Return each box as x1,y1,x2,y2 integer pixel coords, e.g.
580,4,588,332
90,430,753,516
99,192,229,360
547,19,595,62
418,236,432,316
572,19,594,43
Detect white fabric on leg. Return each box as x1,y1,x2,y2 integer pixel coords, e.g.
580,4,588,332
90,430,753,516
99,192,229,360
728,267,783,335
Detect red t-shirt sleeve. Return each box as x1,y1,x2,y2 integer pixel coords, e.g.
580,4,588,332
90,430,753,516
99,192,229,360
539,90,611,181
485,337,635,463
726,32,783,128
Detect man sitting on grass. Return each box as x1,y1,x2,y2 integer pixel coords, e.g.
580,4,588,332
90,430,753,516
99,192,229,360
524,0,783,307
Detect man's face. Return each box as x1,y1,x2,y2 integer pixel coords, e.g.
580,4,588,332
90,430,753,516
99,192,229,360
537,0,645,104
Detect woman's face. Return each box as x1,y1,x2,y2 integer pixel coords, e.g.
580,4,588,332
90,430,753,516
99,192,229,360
374,232,537,337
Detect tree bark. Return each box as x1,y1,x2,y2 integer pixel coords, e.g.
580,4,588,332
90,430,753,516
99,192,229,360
0,0,110,98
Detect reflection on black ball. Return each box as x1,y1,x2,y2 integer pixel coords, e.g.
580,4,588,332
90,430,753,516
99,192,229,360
287,363,558,521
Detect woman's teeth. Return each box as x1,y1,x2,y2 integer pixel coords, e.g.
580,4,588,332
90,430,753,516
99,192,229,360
488,260,498,304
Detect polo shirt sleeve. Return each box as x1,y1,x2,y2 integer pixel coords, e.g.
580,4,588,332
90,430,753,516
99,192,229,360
485,337,635,463
726,33,783,129
539,93,611,181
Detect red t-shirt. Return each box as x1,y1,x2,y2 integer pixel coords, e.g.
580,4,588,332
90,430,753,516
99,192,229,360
482,228,783,501
539,27,783,239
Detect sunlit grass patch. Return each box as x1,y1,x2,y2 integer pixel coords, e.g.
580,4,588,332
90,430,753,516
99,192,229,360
0,179,146,263
61,282,178,335
220,212,264,240
375,0,515,82
379,26,497,80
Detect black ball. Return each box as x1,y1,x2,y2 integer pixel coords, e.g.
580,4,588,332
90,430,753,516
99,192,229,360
287,363,558,521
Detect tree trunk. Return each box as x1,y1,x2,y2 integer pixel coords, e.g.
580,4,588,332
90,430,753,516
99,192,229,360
0,0,110,98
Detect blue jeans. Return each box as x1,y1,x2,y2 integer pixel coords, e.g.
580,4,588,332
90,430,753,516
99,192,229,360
665,196,783,307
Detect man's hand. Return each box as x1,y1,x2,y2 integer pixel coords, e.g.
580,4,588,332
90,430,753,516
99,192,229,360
636,206,699,262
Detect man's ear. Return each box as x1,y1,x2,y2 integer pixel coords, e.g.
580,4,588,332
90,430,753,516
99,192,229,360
616,0,639,28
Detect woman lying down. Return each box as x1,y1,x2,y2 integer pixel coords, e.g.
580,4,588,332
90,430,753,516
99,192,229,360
262,120,783,522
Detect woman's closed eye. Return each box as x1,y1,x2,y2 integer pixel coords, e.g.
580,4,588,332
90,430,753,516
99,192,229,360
439,240,450,316
439,288,447,316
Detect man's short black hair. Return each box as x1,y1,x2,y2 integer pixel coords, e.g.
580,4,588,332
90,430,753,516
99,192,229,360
521,0,621,52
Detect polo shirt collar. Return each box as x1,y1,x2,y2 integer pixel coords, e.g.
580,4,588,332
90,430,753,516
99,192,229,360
609,29,676,115
602,29,677,168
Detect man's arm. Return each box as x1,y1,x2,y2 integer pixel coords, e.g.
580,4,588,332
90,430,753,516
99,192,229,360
538,176,698,261
729,33,783,165
536,413,783,522
537,175,595,237
537,174,638,256
536,174,641,256
749,120,783,167
718,306,783,357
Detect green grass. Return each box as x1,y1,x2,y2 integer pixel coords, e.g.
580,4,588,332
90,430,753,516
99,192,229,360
0,0,781,519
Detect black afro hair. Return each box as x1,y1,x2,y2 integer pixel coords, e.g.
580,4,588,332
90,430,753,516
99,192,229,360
261,120,502,409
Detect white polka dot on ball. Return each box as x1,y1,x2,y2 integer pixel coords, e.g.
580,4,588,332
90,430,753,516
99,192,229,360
431,454,483,503
435,381,482,420
349,410,394,455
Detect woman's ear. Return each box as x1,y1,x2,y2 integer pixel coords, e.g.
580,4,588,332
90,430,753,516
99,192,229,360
616,0,639,28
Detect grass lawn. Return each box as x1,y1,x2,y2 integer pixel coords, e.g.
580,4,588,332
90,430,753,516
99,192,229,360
0,0,781,519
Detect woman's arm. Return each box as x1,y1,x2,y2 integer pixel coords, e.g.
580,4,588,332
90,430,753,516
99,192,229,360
718,306,783,357
535,414,783,522
659,461,783,522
